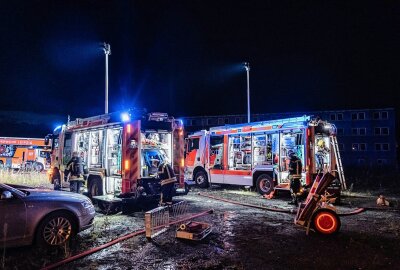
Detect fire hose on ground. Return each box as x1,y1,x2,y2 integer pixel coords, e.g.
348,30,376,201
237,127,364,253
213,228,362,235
197,192,366,217
41,209,214,270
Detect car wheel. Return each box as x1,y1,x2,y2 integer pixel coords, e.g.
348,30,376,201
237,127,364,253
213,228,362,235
256,174,274,195
36,212,76,246
194,170,208,188
312,209,341,235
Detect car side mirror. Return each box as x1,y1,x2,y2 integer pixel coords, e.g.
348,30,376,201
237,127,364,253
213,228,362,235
1,191,13,200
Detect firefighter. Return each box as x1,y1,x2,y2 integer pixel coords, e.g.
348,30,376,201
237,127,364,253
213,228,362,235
52,156,61,191
287,150,302,206
316,139,330,171
64,151,85,193
153,159,177,206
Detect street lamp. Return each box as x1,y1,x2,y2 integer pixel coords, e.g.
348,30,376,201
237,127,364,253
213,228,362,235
102,42,111,114
244,62,250,123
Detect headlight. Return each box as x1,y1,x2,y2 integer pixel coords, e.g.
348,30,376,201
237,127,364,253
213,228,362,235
81,200,93,209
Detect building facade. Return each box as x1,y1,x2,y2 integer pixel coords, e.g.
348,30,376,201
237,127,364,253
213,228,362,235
181,108,397,170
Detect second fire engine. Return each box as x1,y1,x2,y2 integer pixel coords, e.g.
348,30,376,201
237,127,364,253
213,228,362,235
185,116,346,196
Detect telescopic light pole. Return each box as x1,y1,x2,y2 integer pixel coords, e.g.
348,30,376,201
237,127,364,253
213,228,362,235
244,62,251,123
102,42,111,114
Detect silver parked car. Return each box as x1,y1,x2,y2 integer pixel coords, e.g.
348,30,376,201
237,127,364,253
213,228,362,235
0,183,95,247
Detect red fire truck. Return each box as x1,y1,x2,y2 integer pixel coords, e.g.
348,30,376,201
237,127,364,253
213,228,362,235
46,110,186,211
185,116,346,196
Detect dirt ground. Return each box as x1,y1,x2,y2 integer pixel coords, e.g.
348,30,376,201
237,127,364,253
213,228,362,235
2,185,400,270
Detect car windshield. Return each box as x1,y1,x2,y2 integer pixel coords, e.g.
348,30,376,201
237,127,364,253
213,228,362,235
0,183,27,197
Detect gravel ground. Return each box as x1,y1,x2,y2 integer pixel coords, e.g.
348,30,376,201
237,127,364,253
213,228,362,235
2,185,400,270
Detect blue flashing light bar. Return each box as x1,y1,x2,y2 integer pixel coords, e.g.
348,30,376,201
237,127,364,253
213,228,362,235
121,112,130,122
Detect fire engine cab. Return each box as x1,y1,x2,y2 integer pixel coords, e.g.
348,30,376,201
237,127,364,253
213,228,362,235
185,116,346,196
46,110,186,211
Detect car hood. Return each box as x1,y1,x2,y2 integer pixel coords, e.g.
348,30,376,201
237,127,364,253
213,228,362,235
22,189,89,203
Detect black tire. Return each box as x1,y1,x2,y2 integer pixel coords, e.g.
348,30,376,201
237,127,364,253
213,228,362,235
194,170,209,188
36,211,76,247
34,162,44,172
312,209,341,235
256,174,274,195
89,177,103,197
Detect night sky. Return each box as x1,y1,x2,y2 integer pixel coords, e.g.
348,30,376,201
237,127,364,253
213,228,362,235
0,1,399,137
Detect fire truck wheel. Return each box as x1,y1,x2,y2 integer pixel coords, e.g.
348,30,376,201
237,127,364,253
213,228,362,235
89,178,103,197
312,209,341,235
256,174,274,195
194,171,209,188
34,162,44,172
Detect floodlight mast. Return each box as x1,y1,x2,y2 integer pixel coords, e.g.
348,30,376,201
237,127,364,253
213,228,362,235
244,62,251,123
103,42,111,114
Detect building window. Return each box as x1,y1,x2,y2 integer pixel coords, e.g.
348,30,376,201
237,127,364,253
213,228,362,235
330,113,343,121
357,159,366,165
206,118,212,125
374,127,389,136
235,117,242,124
375,143,390,151
352,128,366,136
224,118,229,124
352,143,366,151
377,159,387,165
373,111,388,120
337,128,344,136
352,112,365,120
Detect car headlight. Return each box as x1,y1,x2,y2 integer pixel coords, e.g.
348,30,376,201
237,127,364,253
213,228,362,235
81,200,93,208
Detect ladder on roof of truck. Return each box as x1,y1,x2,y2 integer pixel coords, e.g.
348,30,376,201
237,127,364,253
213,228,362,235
330,135,347,190
210,115,311,132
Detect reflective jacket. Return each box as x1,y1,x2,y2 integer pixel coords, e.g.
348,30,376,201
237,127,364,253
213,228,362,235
288,155,302,178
